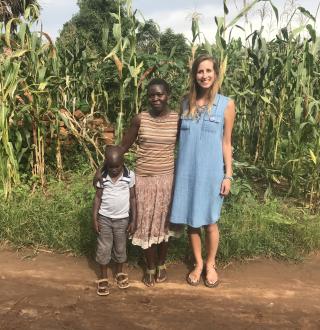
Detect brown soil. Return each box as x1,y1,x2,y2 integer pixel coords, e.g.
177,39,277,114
0,248,320,330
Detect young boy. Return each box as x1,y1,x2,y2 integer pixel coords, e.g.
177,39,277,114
93,145,136,296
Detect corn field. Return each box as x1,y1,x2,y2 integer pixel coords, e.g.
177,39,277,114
0,0,319,209
221,1,320,208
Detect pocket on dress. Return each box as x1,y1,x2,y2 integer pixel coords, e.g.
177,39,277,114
202,116,221,132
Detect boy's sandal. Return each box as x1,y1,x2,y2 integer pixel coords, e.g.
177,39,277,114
143,268,156,287
204,265,219,288
155,264,167,283
115,273,130,289
186,265,203,286
96,278,110,296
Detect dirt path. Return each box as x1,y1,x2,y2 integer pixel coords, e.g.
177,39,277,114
0,248,319,330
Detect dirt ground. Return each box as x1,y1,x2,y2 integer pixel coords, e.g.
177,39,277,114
0,248,320,330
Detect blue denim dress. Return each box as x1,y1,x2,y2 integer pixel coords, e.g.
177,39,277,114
170,94,229,228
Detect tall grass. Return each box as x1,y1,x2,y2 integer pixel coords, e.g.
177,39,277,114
0,1,183,196
1,172,319,262
0,1,319,210
0,174,95,254
211,0,320,209
0,7,109,195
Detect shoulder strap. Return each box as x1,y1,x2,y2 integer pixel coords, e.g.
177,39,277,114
123,166,129,178
120,166,131,184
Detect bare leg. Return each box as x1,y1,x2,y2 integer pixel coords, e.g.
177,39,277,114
97,264,109,295
100,264,108,279
143,245,157,286
187,226,203,283
156,241,168,282
157,241,168,265
115,262,123,274
144,245,157,269
204,224,219,284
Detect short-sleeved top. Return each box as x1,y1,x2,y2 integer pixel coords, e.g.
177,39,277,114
96,168,135,219
135,111,179,176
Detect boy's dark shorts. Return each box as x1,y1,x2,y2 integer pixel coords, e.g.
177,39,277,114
96,215,129,265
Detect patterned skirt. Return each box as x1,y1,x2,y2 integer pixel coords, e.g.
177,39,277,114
131,174,174,249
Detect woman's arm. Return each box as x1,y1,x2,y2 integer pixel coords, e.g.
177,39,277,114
221,99,236,196
119,114,141,153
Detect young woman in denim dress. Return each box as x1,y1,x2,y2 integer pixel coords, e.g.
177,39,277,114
170,55,236,287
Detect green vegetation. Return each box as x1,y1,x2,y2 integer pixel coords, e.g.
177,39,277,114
1,172,319,262
0,175,95,256
0,0,319,207
0,0,39,28
0,0,319,260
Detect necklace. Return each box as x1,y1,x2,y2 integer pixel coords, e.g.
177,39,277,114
196,104,208,118
196,104,208,110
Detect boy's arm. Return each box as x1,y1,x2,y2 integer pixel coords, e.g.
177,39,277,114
127,186,137,234
92,188,103,234
93,168,101,187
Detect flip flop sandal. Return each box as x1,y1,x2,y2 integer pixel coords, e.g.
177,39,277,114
96,278,110,296
186,265,203,286
143,268,156,287
115,272,130,289
204,265,219,288
156,264,167,283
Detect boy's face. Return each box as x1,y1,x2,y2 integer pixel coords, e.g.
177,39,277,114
106,157,123,178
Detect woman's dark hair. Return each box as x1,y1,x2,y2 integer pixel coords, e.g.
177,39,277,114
147,78,171,95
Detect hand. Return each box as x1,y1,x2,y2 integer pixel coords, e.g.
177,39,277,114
127,222,136,235
220,178,231,196
93,168,102,187
93,219,100,234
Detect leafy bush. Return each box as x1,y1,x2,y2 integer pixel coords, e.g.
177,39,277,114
1,173,319,263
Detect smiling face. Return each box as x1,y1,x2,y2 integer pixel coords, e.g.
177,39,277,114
147,84,169,114
195,59,216,90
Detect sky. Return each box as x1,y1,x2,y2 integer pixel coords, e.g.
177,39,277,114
38,0,319,42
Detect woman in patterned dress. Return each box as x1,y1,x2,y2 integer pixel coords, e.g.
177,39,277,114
170,55,236,287
120,78,179,286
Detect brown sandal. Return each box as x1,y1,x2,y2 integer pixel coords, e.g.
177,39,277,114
186,264,203,286
156,264,167,283
96,278,110,296
204,265,219,288
115,273,130,289
143,268,156,287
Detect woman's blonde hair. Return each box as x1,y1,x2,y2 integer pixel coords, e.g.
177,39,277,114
187,54,220,117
